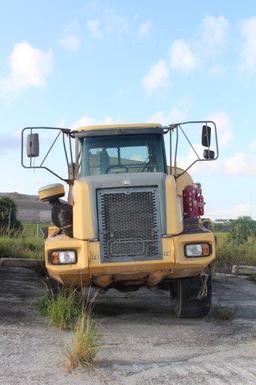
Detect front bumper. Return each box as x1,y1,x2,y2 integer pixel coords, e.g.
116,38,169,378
45,232,215,287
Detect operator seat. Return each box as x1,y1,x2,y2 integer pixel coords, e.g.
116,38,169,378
100,148,110,174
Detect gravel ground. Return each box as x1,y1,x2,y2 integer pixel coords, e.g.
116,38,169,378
0,267,256,385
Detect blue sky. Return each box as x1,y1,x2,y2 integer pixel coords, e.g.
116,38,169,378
0,0,256,219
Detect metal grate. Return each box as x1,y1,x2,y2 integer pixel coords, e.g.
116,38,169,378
97,187,162,262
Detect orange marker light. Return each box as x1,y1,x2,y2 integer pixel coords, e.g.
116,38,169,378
202,243,210,256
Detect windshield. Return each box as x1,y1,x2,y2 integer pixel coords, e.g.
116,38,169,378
80,134,166,176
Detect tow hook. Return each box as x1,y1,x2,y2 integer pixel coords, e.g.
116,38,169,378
197,273,209,299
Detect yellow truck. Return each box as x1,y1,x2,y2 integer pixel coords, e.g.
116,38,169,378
21,121,218,317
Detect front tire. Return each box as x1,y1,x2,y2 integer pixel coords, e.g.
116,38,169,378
172,273,212,318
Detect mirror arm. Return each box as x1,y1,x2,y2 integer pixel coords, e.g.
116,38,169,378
169,128,172,175
39,130,61,167
62,131,70,173
21,126,73,181
179,125,200,160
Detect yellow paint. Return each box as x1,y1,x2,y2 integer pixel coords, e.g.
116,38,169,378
87,238,175,275
45,234,90,286
72,180,94,240
165,175,183,234
48,226,59,237
174,170,194,196
44,232,215,287
38,183,65,201
171,232,216,278
76,122,160,132
147,270,170,286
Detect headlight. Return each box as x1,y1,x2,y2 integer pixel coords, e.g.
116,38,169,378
185,243,211,257
50,250,77,265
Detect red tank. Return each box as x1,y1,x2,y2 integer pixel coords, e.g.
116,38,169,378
183,183,205,219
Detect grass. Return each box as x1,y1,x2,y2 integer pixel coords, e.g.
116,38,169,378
37,287,101,369
22,223,49,238
0,222,47,260
36,295,50,316
65,314,100,370
46,289,81,330
211,303,238,321
213,232,256,273
0,236,44,259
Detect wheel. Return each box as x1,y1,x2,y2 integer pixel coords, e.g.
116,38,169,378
172,273,212,318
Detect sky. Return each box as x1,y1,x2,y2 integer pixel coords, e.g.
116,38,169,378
0,0,256,219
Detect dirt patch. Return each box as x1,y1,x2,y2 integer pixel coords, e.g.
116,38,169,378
0,268,256,385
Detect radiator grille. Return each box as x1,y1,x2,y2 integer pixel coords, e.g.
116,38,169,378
97,187,162,262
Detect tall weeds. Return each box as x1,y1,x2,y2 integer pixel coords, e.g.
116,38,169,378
46,289,81,330
38,286,101,369
214,232,256,273
0,236,44,259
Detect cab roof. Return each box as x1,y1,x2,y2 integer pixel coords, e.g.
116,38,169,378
76,123,161,132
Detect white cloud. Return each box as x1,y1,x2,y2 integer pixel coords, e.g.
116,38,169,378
176,142,220,177
208,202,251,219
207,111,232,148
58,20,81,51
249,140,256,150
71,114,114,129
229,203,251,217
137,20,152,38
199,16,229,54
224,152,256,176
142,14,229,92
168,16,228,73
149,103,222,177
240,17,256,73
169,39,198,72
142,59,169,93
58,35,81,50
177,143,204,171
0,42,53,95
149,98,190,124
86,20,103,39
0,130,19,152
103,9,129,36
209,63,224,75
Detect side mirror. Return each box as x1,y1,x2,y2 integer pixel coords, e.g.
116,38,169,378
201,125,211,147
203,149,215,159
27,133,39,157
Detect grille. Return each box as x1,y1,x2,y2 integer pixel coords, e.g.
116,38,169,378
97,187,162,262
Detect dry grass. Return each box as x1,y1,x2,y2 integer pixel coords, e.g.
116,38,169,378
38,285,101,369
65,313,100,370
65,287,101,370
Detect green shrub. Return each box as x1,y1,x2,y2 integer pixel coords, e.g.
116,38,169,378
0,197,22,236
229,217,256,244
36,295,50,316
47,289,81,329
213,233,256,273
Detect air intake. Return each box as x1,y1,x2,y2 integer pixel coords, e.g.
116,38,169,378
97,187,162,262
